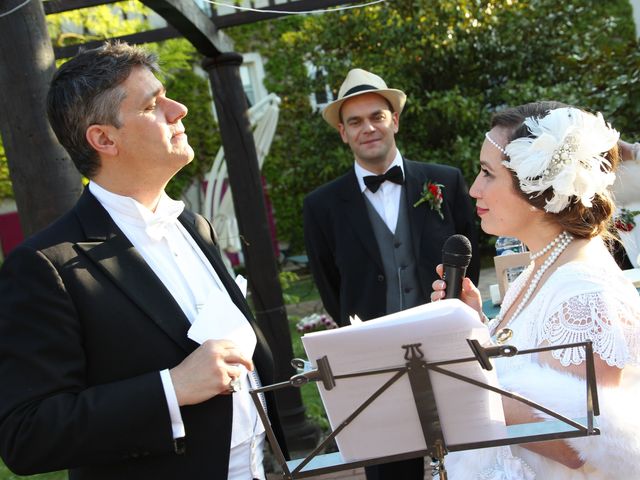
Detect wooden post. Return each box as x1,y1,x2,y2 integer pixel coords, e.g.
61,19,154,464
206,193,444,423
0,0,82,237
202,52,320,451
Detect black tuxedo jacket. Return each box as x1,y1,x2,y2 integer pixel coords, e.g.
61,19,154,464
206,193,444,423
0,189,284,479
303,159,479,327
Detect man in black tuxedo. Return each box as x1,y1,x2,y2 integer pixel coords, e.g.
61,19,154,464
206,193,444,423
0,42,284,479
303,68,479,479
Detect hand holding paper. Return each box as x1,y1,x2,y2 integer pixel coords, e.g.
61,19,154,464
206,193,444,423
187,278,255,357
185,278,258,399
169,339,252,405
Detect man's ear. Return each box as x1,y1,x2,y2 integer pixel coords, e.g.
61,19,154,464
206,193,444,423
338,123,348,144
86,125,118,157
392,111,400,134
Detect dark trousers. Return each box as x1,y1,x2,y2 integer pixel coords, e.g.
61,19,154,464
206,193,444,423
365,457,424,480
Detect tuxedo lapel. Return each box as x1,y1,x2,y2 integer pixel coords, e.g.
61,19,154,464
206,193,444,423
74,190,195,353
178,211,254,323
340,170,384,270
404,160,431,259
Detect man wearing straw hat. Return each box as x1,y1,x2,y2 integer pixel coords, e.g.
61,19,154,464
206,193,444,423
303,68,479,479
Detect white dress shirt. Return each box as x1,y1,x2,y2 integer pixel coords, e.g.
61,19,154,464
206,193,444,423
354,150,404,233
88,181,265,479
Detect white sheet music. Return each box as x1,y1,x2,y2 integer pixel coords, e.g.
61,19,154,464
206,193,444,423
301,299,507,462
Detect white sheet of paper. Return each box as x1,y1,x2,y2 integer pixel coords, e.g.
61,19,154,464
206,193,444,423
235,274,248,298
301,299,506,462
187,285,255,358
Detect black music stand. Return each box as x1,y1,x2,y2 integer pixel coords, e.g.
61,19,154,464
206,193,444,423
250,340,600,480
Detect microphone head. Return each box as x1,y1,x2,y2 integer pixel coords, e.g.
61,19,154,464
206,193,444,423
442,234,472,268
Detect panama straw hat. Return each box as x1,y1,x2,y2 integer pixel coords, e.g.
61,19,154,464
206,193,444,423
322,68,407,130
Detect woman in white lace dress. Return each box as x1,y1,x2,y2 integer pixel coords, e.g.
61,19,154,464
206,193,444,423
432,101,640,479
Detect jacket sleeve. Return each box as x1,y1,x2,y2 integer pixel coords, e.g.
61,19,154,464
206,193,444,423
303,195,342,326
0,245,175,475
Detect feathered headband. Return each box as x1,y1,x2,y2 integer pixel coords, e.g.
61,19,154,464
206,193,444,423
502,107,619,213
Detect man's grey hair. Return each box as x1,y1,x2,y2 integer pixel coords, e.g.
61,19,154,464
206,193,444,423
47,41,159,178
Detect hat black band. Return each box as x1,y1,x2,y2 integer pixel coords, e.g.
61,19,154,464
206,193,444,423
343,84,378,97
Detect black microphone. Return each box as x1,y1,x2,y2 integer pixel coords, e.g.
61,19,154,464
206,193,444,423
442,234,472,299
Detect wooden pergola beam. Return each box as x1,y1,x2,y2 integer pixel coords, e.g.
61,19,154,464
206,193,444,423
46,0,229,56
140,0,230,56
54,25,180,59
212,0,351,27
43,0,121,15
45,0,354,29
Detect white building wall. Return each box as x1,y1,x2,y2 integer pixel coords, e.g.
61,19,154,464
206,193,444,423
631,0,640,36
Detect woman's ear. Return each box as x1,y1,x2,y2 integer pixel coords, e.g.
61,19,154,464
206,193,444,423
86,125,118,157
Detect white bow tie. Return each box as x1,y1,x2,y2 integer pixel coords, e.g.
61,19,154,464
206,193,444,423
144,201,185,242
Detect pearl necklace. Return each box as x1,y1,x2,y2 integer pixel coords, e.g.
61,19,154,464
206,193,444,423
492,231,573,330
529,231,571,260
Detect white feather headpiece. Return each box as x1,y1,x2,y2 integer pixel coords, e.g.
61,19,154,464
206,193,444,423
503,107,619,213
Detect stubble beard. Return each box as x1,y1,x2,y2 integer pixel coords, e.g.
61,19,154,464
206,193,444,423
356,144,394,172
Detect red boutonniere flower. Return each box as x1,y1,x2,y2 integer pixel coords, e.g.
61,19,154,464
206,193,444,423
413,180,444,219
614,208,640,232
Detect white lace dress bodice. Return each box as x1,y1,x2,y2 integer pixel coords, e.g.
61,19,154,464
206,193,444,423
446,255,640,479
494,258,640,370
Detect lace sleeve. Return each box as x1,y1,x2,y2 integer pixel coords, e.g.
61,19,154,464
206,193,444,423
538,290,640,368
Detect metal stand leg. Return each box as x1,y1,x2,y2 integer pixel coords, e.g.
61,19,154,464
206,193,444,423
432,439,447,480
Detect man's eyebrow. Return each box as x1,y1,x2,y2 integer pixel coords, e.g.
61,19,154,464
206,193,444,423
344,114,361,123
345,109,385,123
141,86,165,104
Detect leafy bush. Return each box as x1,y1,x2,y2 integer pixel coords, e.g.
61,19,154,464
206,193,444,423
0,142,11,200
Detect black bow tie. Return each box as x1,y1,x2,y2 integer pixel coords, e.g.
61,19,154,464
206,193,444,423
363,165,404,193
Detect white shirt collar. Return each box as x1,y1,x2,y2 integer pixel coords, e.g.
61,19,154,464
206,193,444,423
354,150,404,193
89,181,185,241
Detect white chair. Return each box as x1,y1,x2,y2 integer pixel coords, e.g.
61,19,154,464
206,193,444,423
202,93,281,267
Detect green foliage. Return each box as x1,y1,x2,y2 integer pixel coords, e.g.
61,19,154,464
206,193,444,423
287,312,329,430
0,460,65,480
279,272,326,427
227,0,640,253
48,0,148,45
279,270,301,304
0,141,12,200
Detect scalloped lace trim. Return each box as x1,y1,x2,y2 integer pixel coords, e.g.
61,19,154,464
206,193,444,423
537,291,640,367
